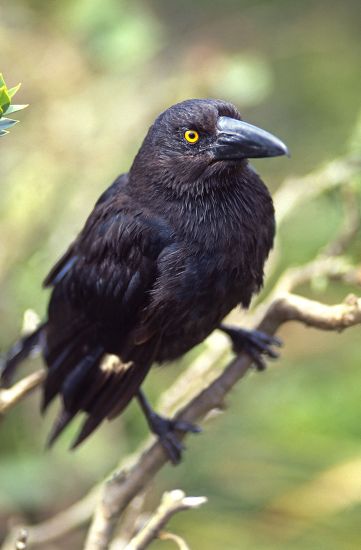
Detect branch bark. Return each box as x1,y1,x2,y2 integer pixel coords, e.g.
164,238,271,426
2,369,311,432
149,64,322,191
124,490,206,550
0,369,45,416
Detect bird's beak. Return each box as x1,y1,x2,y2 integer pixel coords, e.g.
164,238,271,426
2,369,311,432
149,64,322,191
213,116,289,161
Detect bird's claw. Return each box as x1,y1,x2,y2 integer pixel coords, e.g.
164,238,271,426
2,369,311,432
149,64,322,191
220,325,282,371
149,414,201,465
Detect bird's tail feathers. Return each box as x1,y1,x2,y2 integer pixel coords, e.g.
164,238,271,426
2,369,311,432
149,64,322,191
2,317,157,450
41,327,100,412
48,356,151,449
0,324,45,387
46,331,160,448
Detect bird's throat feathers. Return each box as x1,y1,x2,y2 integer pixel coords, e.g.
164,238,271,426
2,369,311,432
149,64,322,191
129,160,275,252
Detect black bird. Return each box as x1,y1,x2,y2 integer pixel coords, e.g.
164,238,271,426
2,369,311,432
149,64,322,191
1,99,288,463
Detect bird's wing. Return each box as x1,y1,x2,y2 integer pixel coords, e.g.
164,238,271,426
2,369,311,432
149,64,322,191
42,191,174,447
43,173,129,288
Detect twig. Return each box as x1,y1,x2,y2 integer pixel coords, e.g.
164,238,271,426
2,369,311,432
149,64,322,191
15,530,28,550
109,493,147,549
158,532,190,550
0,369,46,416
260,292,361,332
124,490,206,550
1,485,101,550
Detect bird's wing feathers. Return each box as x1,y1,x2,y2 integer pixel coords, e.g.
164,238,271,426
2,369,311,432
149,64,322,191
43,174,129,289
43,192,174,447
43,245,77,288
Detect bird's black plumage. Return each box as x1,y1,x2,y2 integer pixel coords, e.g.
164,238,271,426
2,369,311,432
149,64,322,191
1,99,288,462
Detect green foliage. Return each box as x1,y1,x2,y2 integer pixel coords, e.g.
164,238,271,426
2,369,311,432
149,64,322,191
0,73,27,136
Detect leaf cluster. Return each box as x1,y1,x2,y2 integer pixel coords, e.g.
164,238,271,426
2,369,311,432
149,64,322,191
0,73,27,136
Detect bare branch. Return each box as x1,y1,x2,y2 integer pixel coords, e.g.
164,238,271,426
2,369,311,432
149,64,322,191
260,292,361,332
15,530,28,550
1,485,100,550
124,490,206,550
109,494,147,550
158,532,191,550
0,369,45,416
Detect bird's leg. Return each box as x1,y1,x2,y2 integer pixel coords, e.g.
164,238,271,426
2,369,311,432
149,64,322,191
219,324,282,371
136,389,201,465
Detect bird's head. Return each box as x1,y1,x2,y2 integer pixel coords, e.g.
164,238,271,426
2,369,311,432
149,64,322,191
130,99,288,193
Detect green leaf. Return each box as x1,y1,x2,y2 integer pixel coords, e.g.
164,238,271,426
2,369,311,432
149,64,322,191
0,86,11,112
8,83,21,98
5,104,29,114
0,74,27,135
0,118,18,130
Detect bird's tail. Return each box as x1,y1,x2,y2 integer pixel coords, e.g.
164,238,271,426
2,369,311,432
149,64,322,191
1,319,155,449
0,324,45,387
47,352,152,449
42,316,158,448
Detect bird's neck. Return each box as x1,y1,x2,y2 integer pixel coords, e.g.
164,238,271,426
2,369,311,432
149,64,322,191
130,164,275,252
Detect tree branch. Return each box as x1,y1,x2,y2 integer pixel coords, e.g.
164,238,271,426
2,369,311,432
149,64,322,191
124,490,206,550
15,530,28,550
1,485,101,550
109,493,146,549
158,532,191,550
0,369,45,416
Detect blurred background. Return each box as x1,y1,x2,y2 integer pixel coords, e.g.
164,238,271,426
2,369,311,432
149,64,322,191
1,0,361,548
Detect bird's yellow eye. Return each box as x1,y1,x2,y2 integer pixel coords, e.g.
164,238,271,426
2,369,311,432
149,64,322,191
184,129,199,143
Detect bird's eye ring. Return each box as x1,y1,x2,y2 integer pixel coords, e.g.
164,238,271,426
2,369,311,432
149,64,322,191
184,129,199,144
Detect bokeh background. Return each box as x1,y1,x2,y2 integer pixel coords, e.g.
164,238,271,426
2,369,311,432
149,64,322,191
1,0,361,548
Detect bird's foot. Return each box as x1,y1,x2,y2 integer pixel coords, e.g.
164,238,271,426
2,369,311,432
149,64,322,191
137,389,201,464
148,413,201,465
220,324,282,371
